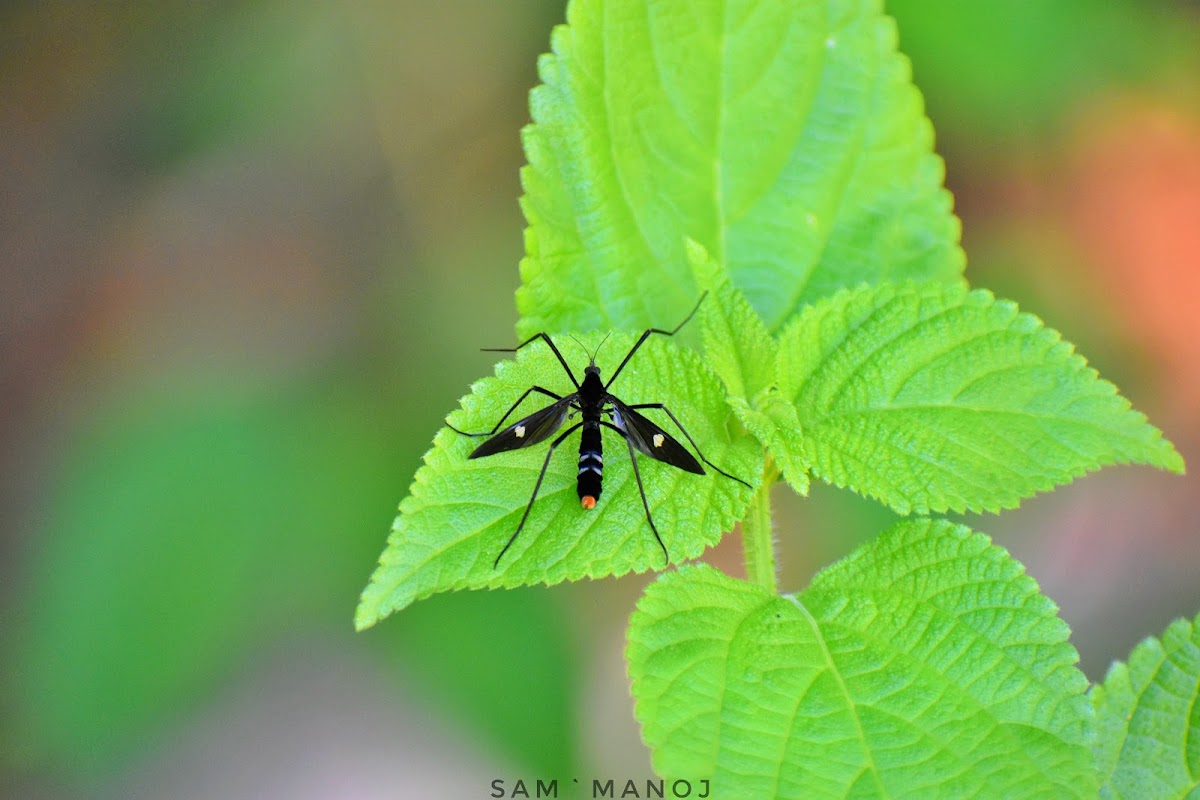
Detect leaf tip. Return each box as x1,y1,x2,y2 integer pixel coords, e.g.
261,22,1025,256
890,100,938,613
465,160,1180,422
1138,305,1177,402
684,237,710,265
1162,444,1186,475
353,601,378,632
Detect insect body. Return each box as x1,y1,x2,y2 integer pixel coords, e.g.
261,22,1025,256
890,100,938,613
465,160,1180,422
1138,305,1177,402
449,294,751,567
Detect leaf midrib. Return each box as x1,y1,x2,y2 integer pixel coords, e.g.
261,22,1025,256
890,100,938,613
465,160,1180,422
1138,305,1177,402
785,593,886,797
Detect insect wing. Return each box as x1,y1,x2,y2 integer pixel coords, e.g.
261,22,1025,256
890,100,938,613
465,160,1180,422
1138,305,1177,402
611,401,703,474
467,396,574,459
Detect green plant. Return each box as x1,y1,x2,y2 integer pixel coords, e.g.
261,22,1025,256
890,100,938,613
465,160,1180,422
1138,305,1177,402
357,1,1192,796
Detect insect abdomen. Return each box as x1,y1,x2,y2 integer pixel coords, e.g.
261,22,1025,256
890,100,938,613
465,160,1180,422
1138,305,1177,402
577,422,603,508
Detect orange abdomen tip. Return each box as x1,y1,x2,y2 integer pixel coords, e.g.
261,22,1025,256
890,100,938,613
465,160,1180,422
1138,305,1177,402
581,495,596,510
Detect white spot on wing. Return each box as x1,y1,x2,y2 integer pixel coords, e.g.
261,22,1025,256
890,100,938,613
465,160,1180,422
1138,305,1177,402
515,425,526,438
653,433,665,448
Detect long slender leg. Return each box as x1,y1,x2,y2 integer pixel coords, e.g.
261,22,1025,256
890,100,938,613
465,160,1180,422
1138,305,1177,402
625,402,752,488
601,421,669,565
446,385,564,437
493,422,583,568
605,292,707,390
484,332,580,389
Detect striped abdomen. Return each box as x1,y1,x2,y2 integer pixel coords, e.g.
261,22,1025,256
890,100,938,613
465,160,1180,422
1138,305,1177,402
577,421,603,508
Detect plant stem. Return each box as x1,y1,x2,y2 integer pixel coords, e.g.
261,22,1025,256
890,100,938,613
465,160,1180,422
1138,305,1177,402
743,460,778,593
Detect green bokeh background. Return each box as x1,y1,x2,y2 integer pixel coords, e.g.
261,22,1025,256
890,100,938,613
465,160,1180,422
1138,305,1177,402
2,2,1197,796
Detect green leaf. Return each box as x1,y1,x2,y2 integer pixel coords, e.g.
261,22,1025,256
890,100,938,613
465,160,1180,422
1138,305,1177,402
628,518,1097,798
730,394,809,495
357,333,761,629
689,239,775,403
1091,611,1200,799
687,240,810,494
776,282,1185,515
518,0,963,338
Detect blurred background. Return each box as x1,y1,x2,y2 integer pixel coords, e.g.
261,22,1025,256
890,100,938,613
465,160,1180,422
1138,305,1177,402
1,2,1197,797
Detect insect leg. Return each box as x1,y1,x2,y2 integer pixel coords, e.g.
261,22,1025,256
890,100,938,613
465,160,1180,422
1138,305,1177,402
446,386,563,437
624,402,752,488
483,333,580,389
604,292,707,390
600,421,669,566
493,421,583,568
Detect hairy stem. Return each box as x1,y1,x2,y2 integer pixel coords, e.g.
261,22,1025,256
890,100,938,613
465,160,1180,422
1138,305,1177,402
743,459,778,593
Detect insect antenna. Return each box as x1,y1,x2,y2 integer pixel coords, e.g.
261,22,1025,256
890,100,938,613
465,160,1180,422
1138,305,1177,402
568,332,612,367
590,332,611,365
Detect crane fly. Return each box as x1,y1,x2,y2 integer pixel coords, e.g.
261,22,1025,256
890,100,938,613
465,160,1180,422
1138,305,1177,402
448,293,751,567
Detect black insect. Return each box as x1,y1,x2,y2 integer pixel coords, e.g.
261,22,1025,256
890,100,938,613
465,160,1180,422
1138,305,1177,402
448,294,751,568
